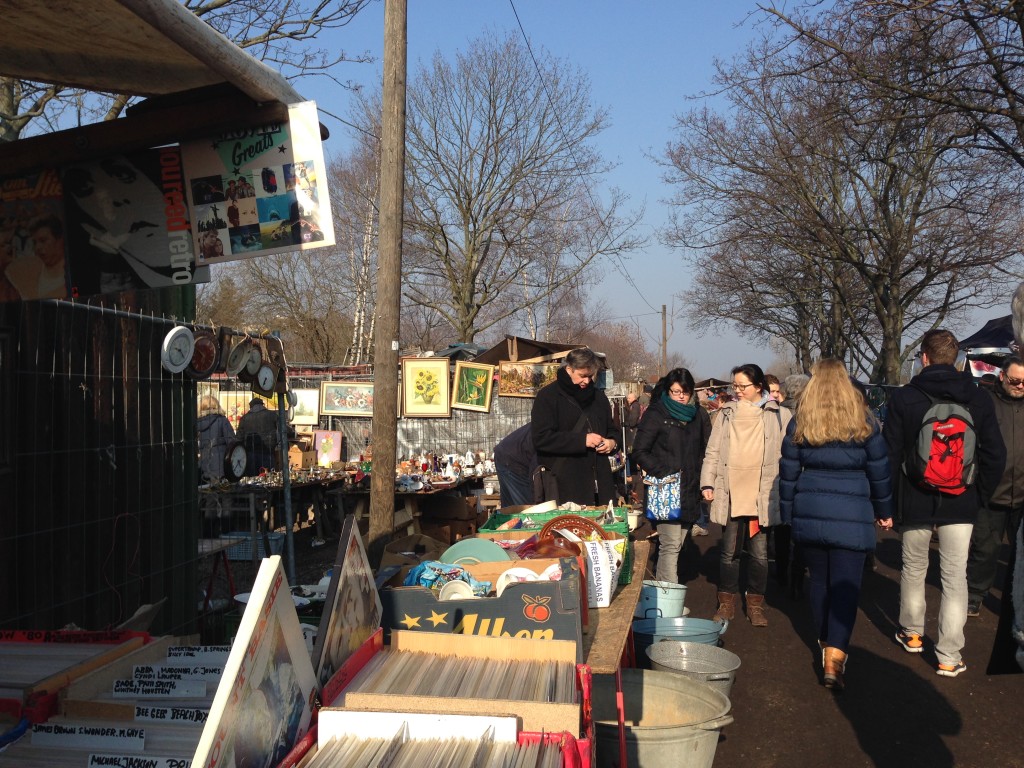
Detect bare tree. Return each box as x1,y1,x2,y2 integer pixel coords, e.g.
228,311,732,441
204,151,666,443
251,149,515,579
353,32,643,343
663,27,1024,383
0,0,374,142
764,0,1024,171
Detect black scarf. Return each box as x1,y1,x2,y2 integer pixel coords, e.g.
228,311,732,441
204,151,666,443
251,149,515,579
556,366,596,408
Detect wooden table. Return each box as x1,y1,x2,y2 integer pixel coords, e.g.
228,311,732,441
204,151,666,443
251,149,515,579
582,539,651,673
581,537,652,767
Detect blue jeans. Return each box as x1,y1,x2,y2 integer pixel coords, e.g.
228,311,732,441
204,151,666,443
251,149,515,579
655,522,688,583
495,463,533,507
900,523,973,666
719,517,768,595
801,545,866,652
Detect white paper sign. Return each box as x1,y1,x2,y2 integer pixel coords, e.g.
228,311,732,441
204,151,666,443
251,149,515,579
112,679,206,698
88,755,192,767
31,722,145,750
134,705,208,724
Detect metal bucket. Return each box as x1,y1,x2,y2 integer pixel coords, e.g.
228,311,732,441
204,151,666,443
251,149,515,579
592,668,733,768
634,580,688,619
646,641,741,697
632,617,728,668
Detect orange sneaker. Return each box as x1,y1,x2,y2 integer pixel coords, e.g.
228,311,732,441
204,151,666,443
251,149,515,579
895,629,923,653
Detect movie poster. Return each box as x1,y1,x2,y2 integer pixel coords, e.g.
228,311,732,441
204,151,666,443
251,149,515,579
180,101,335,266
62,145,211,296
0,169,71,302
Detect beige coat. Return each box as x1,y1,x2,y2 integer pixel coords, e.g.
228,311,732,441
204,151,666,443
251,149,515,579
699,398,791,527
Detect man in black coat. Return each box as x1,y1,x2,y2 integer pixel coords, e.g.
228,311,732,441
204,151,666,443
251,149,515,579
883,329,1006,677
531,348,619,506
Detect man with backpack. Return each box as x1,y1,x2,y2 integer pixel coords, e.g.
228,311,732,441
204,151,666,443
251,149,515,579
883,329,1006,677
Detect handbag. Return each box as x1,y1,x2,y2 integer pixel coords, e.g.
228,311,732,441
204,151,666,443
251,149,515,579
643,472,682,522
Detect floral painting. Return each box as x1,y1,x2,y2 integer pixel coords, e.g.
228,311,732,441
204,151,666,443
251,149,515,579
401,357,451,417
451,361,495,413
320,381,374,417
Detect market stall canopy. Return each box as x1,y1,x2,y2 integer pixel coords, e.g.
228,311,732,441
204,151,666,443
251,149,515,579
959,315,1013,351
2,0,303,104
473,336,601,367
695,377,730,389
434,343,487,361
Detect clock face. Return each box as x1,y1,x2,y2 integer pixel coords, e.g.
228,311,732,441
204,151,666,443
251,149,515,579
187,334,219,378
245,345,263,375
161,326,195,373
225,442,248,481
257,363,277,391
225,341,251,376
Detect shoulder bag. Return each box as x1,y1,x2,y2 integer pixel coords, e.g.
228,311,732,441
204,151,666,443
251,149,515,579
644,472,682,522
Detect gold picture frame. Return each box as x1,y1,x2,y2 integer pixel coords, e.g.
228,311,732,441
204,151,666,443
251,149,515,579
401,356,451,417
450,361,496,413
320,381,374,417
498,361,560,398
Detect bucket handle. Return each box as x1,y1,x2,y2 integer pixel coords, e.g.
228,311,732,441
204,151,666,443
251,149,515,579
641,607,663,619
717,619,729,634
706,673,732,682
694,714,734,731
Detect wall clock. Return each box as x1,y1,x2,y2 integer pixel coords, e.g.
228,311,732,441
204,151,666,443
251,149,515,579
160,326,195,374
224,440,248,481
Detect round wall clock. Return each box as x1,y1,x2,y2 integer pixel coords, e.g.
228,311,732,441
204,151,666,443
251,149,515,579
245,344,264,376
160,326,195,374
224,440,248,481
225,339,252,377
256,362,278,393
186,332,219,379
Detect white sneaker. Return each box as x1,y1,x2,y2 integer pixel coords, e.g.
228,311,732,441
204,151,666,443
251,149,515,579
690,523,709,537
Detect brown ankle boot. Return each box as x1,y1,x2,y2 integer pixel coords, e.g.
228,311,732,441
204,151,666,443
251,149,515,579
746,593,768,627
713,592,736,622
823,647,847,691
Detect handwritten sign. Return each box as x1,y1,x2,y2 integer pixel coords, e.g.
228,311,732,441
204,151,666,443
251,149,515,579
166,646,230,662
88,755,192,768
134,705,208,724
31,722,145,750
133,665,224,681
113,679,206,698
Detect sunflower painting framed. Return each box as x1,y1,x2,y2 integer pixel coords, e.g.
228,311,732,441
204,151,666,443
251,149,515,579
451,361,496,413
401,357,451,417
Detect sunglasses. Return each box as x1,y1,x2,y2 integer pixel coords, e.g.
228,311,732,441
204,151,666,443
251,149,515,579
1005,376,1024,387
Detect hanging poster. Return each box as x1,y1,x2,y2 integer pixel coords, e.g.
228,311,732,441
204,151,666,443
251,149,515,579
0,169,71,301
180,101,335,265
61,145,211,295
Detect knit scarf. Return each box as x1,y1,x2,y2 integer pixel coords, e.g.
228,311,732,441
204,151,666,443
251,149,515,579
556,366,596,408
660,392,697,423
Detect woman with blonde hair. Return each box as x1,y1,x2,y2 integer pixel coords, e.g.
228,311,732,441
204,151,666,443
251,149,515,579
779,359,894,691
197,395,235,535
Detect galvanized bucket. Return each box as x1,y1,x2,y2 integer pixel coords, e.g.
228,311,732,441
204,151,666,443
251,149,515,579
646,640,741,696
592,668,733,768
634,579,688,619
632,617,728,668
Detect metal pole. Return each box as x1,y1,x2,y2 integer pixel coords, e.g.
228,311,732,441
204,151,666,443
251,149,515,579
275,332,296,584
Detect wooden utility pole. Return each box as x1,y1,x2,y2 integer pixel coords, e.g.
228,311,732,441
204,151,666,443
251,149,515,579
661,304,668,376
368,0,407,565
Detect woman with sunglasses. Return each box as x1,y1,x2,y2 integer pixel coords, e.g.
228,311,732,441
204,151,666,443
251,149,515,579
631,368,712,583
778,359,893,690
700,363,791,626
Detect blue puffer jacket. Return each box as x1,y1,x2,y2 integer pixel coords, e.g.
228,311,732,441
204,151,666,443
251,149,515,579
779,420,894,552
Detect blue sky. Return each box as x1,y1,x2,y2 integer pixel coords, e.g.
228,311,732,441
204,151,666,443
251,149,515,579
297,1,766,378
301,1,1006,378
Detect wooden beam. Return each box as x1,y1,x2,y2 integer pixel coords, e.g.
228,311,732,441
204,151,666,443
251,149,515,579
0,88,289,178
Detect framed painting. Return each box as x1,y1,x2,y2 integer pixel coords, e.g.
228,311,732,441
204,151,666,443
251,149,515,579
451,360,495,413
498,361,559,398
401,356,451,417
290,388,320,425
320,381,374,417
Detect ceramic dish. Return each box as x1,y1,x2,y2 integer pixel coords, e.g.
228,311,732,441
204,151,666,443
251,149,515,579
439,537,510,566
495,567,541,598
438,580,478,601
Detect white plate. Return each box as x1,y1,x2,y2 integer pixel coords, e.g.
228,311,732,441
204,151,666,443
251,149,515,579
495,567,541,598
438,580,477,601
235,592,310,608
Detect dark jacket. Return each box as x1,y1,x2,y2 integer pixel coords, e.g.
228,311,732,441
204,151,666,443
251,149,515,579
882,364,1006,525
623,399,642,451
197,412,235,482
987,386,1024,510
236,401,279,475
779,420,894,552
631,398,712,524
532,379,617,505
494,423,537,477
